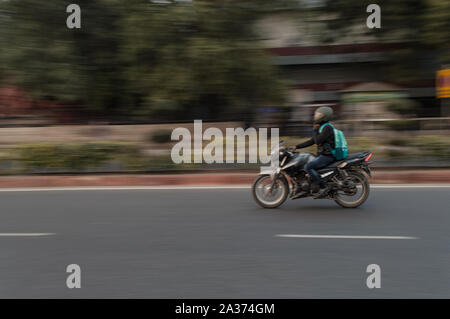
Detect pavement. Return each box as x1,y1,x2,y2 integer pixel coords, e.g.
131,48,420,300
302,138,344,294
0,169,449,189
0,186,448,298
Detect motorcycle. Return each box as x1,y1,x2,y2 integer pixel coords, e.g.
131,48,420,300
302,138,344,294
252,141,372,208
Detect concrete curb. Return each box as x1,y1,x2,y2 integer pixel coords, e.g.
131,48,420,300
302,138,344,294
0,170,449,188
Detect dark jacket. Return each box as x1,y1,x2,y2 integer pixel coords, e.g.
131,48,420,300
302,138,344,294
296,122,335,156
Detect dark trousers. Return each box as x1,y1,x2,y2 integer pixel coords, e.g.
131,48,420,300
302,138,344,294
304,155,335,186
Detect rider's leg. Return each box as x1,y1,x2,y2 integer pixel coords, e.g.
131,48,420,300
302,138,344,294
305,155,334,186
304,155,335,197
292,158,327,199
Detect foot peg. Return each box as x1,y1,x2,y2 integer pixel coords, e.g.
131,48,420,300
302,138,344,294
313,186,330,199
290,191,308,199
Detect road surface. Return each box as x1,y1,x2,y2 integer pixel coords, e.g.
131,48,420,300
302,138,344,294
0,186,448,298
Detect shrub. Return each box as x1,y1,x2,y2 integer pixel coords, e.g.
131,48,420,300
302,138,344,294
388,138,410,147
386,149,407,159
347,137,377,153
385,99,419,116
385,120,420,131
18,142,140,171
411,136,450,159
149,129,172,144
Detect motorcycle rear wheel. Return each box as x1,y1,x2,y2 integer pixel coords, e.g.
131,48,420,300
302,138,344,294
334,171,370,208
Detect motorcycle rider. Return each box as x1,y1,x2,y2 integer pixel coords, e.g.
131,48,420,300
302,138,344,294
292,106,336,198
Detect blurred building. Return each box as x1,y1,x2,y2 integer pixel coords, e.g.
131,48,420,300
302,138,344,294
257,13,439,123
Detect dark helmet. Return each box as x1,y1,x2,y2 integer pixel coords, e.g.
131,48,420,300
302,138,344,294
313,106,333,124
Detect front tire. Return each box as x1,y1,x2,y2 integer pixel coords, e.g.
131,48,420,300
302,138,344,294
252,174,289,208
334,170,370,208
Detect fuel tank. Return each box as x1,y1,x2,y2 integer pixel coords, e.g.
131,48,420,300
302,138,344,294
282,152,316,170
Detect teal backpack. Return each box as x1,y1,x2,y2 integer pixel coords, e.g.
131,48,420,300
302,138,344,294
319,123,348,160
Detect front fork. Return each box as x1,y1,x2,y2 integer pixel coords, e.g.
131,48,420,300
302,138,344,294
267,168,287,195
269,168,281,191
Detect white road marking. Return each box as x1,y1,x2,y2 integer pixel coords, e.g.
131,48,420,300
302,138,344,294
0,184,447,192
0,233,55,237
372,184,450,189
275,234,419,240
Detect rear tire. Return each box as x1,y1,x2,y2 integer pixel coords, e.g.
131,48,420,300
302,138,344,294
252,174,289,208
334,171,370,208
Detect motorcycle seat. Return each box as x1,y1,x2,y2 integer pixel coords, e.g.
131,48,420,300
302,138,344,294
325,152,369,168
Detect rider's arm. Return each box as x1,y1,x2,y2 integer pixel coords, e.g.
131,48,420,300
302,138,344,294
295,138,314,149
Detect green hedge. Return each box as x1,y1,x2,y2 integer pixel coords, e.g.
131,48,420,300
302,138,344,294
0,135,448,174
411,136,450,159
17,142,141,171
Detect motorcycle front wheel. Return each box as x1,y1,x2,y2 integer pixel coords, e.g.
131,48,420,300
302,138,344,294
252,174,289,208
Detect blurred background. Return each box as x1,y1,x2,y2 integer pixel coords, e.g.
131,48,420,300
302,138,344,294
0,0,449,174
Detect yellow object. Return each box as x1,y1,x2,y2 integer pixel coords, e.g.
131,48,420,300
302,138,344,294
437,69,450,98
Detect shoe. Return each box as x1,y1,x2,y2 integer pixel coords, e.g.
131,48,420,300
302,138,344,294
314,185,330,199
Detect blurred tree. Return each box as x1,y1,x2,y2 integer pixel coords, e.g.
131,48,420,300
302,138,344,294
422,0,450,64
119,0,291,121
0,0,294,122
386,99,420,117
0,0,125,118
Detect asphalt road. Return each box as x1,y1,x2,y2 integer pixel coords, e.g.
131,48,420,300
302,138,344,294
0,186,448,298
